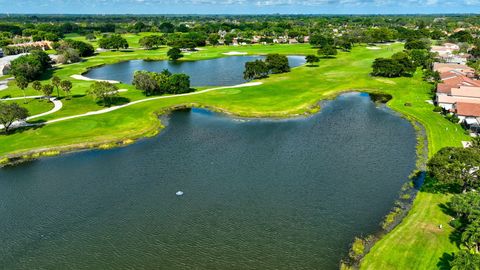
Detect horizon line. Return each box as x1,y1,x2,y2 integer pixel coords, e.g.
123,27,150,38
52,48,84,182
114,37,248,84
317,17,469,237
0,12,479,16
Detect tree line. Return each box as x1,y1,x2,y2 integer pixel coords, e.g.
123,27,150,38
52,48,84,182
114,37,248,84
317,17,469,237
372,40,435,78
427,141,480,268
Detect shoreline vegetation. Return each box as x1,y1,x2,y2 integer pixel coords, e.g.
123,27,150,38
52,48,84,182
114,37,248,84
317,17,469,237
0,42,469,269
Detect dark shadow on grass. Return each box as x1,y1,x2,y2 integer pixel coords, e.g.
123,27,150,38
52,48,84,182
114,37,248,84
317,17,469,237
39,68,57,81
420,175,462,194
71,94,87,99
437,253,454,270
306,64,319,67
449,227,464,248
439,203,457,218
2,122,45,136
95,97,130,107
27,119,47,125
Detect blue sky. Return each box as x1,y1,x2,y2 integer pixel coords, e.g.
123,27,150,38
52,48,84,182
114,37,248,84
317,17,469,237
0,0,479,14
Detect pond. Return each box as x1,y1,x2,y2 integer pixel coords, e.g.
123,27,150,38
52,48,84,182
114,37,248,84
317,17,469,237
84,55,306,86
0,93,416,269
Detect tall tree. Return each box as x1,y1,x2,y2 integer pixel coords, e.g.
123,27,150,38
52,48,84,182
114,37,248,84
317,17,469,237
87,81,119,107
208,34,220,46
42,84,54,98
428,147,480,192
265,54,290,74
167,47,183,61
305,55,320,66
132,71,159,96
32,80,42,93
0,102,29,134
243,60,269,80
60,80,73,99
15,76,29,104
52,76,61,98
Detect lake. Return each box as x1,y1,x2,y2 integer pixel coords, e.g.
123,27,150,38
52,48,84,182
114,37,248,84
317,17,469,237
84,55,306,86
0,93,416,269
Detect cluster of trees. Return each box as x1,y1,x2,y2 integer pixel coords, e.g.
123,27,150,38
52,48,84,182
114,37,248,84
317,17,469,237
139,35,165,49
372,40,435,78
427,143,480,268
0,102,29,134
428,146,480,193
310,33,349,53
243,54,290,80
98,34,129,50
54,39,94,57
10,50,51,82
165,32,207,49
52,39,95,64
372,52,416,78
16,76,73,104
132,69,192,96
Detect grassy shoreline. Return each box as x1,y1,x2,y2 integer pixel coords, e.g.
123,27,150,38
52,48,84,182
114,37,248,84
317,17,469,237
0,42,470,269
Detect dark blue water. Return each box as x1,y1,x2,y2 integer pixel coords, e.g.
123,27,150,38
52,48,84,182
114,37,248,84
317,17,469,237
0,93,416,269
85,56,306,86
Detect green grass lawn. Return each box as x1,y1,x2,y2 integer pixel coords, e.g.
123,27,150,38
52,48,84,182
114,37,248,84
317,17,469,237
0,42,470,269
361,192,456,270
64,32,163,49
4,98,54,116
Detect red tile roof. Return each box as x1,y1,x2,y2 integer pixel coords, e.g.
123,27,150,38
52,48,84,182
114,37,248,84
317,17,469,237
437,75,480,94
456,102,480,117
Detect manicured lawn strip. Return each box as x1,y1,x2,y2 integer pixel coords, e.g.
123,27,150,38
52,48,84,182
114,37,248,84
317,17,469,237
361,193,456,270
4,98,54,116
0,42,470,269
65,32,161,49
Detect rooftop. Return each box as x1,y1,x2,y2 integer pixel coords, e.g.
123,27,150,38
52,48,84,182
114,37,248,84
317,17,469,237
456,102,480,117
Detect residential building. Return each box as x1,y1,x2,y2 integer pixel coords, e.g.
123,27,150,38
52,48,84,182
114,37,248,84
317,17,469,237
434,62,480,129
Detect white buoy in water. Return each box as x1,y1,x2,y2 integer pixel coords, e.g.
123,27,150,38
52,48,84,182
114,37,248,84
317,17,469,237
176,191,184,196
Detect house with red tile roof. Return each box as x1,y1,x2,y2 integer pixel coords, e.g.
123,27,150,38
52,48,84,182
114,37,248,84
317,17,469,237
433,63,475,76
434,62,480,118
455,102,480,119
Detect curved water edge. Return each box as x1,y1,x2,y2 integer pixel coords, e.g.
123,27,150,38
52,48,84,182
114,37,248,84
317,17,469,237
83,55,307,86
0,93,417,269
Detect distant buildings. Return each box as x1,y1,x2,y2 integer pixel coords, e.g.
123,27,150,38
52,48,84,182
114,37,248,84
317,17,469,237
431,43,470,65
434,62,480,130
215,30,309,46
8,41,52,50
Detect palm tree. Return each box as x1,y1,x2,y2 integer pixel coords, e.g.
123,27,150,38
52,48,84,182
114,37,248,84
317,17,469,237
60,80,73,100
52,76,62,98
15,76,29,104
